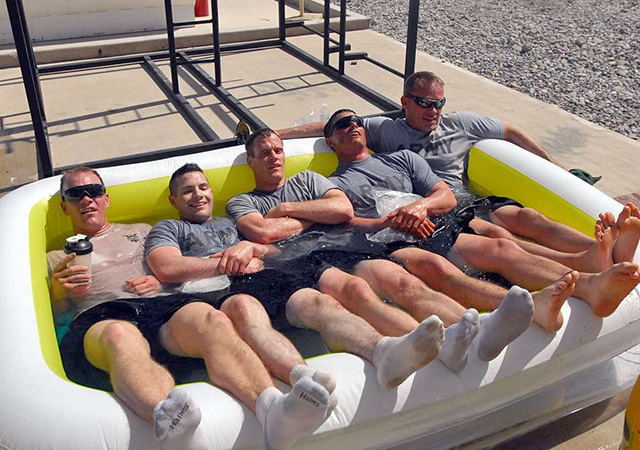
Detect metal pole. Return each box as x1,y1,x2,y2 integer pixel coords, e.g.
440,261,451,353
338,0,346,75
404,0,420,79
323,0,330,66
5,0,53,178
278,0,286,42
211,0,222,85
163,0,180,93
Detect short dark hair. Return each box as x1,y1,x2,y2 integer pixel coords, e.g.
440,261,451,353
245,128,282,157
60,166,105,195
323,108,356,137
403,71,445,95
169,163,205,195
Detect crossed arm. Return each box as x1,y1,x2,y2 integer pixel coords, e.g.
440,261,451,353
349,181,457,238
147,241,271,283
236,189,354,244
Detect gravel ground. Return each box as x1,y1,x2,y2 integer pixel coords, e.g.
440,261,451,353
340,0,639,141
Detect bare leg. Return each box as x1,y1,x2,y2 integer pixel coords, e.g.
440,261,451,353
317,267,418,336
84,319,173,422
354,259,466,327
220,294,304,384
491,205,594,252
159,302,273,411
391,247,505,311
286,289,444,389
454,234,640,317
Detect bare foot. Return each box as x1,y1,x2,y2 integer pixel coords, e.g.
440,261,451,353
574,222,615,273
578,262,640,317
613,204,640,264
531,271,578,332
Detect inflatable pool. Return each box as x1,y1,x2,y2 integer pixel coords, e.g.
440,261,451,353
1,137,639,449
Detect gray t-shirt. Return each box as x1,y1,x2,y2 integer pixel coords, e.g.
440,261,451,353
226,170,339,222
328,150,443,218
145,217,240,258
364,111,504,188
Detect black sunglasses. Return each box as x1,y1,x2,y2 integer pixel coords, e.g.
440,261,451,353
406,94,446,109
63,183,106,201
327,115,364,136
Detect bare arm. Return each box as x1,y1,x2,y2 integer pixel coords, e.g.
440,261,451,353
385,181,456,236
503,122,567,169
147,246,223,283
265,189,354,224
277,121,327,140
236,212,314,244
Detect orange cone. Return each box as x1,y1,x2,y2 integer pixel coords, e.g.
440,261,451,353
194,0,209,17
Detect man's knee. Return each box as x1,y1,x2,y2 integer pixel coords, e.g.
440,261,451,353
91,320,144,351
286,289,342,327
84,320,148,370
221,294,267,325
517,207,546,225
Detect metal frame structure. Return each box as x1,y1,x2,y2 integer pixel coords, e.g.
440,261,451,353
4,0,422,189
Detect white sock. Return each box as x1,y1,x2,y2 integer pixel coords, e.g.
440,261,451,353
255,377,330,450
153,388,207,450
475,286,534,361
437,308,480,372
372,315,444,389
289,364,338,411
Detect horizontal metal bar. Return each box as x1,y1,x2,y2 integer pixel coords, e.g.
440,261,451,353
178,52,268,131
38,39,282,75
173,19,214,27
363,55,404,78
344,51,367,61
281,41,400,111
299,24,343,46
177,58,217,65
285,19,305,28
327,44,351,53
141,56,218,142
54,138,240,174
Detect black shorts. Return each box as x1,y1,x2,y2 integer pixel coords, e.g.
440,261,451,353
60,291,233,391
230,268,316,330
458,195,523,223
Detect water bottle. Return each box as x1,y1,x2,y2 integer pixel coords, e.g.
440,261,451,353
63,234,93,295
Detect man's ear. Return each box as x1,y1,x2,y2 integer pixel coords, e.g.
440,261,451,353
104,193,110,209
60,199,68,215
247,154,254,167
168,194,178,209
325,136,336,151
400,94,411,109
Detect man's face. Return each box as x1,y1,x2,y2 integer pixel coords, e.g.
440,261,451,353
401,80,445,132
61,171,110,234
326,112,367,158
247,134,286,186
169,171,214,224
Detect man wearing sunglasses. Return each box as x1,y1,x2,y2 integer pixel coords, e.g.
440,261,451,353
47,166,334,450
323,108,640,333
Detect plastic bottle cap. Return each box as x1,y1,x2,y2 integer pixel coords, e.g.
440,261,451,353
64,234,93,255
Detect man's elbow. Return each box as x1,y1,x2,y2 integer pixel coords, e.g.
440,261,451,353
242,228,279,245
332,201,354,224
